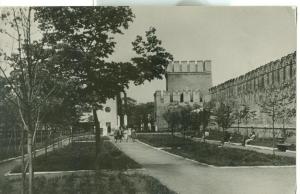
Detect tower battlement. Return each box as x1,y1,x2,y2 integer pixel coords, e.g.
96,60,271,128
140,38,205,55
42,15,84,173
154,89,208,104
167,60,212,73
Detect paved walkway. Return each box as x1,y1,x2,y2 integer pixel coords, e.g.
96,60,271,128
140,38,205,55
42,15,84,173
114,140,296,194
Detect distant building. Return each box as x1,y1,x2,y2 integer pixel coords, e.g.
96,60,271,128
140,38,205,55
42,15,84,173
96,98,118,136
154,60,213,130
79,98,118,136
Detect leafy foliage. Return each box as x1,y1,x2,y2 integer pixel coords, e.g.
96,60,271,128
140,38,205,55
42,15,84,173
214,102,235,130
34,7,173,108
163,103,182,134
233,104,256,127
125,100,155,130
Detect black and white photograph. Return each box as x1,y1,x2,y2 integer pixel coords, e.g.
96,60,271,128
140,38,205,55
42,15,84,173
0,6,297,194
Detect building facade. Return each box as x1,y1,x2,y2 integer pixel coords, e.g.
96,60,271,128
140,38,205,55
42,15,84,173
96,98,118,136
154,60,213,130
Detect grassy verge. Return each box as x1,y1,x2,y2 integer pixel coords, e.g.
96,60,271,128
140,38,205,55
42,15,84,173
0,133,92,161
12,141,141,173
137,134,295,166
1,172,177,194
200,130,296,151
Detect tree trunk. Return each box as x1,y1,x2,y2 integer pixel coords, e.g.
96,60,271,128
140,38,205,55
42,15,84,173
44,133,47,159
14,128,17,151
92,108,101,170
71,127,73,145
222,127,225,144
282,119,286,139
117,93,124,128
272,105,275,156
27,132,33,194
123,91,128,128
21,128,25,194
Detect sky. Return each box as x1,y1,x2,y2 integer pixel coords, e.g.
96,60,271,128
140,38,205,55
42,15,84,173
108,6,296,103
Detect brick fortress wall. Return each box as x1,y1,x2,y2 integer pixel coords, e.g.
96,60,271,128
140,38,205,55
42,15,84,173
209,52,296,131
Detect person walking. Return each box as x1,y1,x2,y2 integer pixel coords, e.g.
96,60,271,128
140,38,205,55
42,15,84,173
131,129,136,142
128,128,132,142
114,129,119,143
124,128,129,142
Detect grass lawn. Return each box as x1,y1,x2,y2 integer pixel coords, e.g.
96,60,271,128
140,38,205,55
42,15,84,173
12,141,141,173
137,134,295,166
1,171,177,194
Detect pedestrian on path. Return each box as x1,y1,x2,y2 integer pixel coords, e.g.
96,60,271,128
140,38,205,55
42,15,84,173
131,129,136,142
124,129,129,142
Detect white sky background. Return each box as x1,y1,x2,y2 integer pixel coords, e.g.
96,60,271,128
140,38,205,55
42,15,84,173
111,6,296,103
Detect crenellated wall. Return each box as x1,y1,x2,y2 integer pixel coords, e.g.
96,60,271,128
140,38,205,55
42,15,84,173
154,52,296,131
209,51,296,128
209,52,296,100
154,90,208,130
167,60,212,73
166,60,212,93
154,90,205,105
155,59,213,130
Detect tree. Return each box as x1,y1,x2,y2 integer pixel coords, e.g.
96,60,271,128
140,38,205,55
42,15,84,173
233,104,256,134
179,104,192,138
214,102,235,143
163,103,181,136
202,100,215,132
126,101,155,131
0,8,71,194
259,83,295,155
34,7,173,163
190,111,202,133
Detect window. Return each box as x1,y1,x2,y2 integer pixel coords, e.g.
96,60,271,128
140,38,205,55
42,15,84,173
180,93,184,102
200,97,203,102
106,122,111,133
272,71,274,84
289,65,293,78
283,67,286,81
277,69,280,82
105,107,111,112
